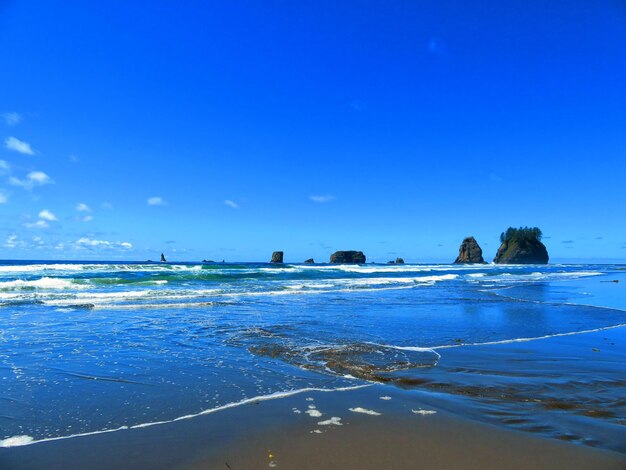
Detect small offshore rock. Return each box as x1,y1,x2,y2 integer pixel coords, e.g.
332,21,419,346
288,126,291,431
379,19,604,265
304,258,315,264
270,251,284,263
454,237,485,264
330,251,366,264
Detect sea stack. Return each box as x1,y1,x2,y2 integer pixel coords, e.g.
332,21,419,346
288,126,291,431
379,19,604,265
160,253,166,262
494,227,549,264
454,237,485,264
270,251,284,263
387,258,405,264
304,258,315,264
330,251,366,264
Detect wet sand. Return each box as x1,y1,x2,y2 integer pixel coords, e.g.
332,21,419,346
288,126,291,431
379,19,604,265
2,382,624,470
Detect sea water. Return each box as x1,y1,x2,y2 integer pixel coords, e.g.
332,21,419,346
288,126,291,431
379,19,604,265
0,261,625,450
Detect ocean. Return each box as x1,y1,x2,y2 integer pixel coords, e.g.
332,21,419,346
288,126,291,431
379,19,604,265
1,261,625,451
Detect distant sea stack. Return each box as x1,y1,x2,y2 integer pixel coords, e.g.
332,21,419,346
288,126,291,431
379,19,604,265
454,237,485,264
270,251,284,263
330,251,366,264
387,258,405,264
304,258,315,264
494,227,548,264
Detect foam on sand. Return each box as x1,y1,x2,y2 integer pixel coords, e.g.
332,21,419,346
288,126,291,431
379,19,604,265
349,407,381,416
318,417,342,426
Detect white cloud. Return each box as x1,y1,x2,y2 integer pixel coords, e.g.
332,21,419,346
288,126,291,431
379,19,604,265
309,194,335,203
3,112,22,126
4,235,22,248
5,136,34,155
9,171,53,190
24,220,49,229
76,202,91,212
147,196,166,206
224,199,239,209
75,237,132,250
81,215,93,222
0,160,9,171
0,192,7,204
28,171,50,184
38,209,57,221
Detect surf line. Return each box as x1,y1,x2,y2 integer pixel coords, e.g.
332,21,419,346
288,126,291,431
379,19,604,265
389,322,626,353
0,384,371,448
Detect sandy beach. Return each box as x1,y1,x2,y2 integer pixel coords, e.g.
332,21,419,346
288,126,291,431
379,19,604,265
3,324,625,470
2,384,624,470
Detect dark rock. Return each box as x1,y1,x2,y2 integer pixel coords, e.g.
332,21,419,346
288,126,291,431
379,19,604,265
304,258,315,264
395,258,405,264
160,253,166,262
494,227,548,264
454,237,485,264
330,250,366,264
270,251,284,263
202,259,214,263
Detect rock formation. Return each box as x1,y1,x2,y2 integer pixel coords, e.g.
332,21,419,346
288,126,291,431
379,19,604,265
330,251,366,264
387,258,405,264
270,251,284,263
454,237,485,264
304,258,314,264
160,253,166,262
494,227,549,264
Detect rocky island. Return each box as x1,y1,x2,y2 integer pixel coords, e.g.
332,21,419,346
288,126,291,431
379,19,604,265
494,227,548,264
330,250,366,264
454,237,485,264
270,251,284,263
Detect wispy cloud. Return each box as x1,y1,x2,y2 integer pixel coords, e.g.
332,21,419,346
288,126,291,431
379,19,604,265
38,209,57,221
5,136,34,155
309,194,335,203
76,202,91,212
0,192,7,204
10,171,53,190
4,235,23,248
81,215,93,222
147,196,166,206
24,220,49,229
0,160,10,172
75,237,132,250
2,112,22,126
224,199,239,209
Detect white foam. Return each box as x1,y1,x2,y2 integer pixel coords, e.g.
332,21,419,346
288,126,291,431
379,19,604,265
305,409,322,418
0,435,34,447
0,384,370,448
412,409,437,415
0,277,84,290
349,407,381,416
379,396,392,401
432,322,626,350
318,417,342,426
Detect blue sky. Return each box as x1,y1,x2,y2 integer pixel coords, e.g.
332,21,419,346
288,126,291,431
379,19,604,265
1,1,625,262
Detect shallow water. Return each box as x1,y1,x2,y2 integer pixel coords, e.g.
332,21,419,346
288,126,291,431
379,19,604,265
0,261,625,450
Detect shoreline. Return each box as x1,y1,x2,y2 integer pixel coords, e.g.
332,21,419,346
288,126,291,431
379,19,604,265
2,382,624,470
